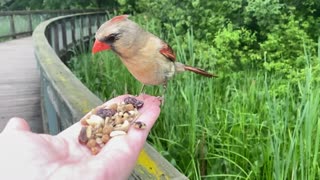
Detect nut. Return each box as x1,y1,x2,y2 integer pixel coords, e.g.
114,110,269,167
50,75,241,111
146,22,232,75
86,114,104,126
115,116,124,125
80,118,89,126
114,120,130,132
108,103,118,111
102,134,110,143
123,112,129,119
128,110,138,116
86,126,92,138
117,104,126,112
105,117,111,124
96,137,103,144
110,130,127,137
86,139,97,148
91,147,100,155
95,133,103,137
124,104,134,111
103,125,113,135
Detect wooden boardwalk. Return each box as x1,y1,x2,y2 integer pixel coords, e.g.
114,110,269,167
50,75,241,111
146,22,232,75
0,37,43,133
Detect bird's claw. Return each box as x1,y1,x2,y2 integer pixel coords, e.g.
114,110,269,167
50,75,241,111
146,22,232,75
157,95,165,106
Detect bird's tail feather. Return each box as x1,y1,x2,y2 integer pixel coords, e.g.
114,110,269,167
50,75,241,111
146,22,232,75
184,65,217,78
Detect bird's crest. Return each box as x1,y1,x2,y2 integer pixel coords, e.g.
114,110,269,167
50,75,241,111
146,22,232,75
110,15,129,24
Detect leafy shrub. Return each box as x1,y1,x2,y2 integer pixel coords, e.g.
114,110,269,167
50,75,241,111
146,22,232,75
260,14,317,78
211,23,260,72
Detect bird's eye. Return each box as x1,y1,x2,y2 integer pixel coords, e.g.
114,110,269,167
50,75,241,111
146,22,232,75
103,33,120,43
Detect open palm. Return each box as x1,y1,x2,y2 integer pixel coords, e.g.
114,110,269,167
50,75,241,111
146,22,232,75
0,94,161,180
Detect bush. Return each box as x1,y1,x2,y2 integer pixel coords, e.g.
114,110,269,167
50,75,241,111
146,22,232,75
260,14,317,79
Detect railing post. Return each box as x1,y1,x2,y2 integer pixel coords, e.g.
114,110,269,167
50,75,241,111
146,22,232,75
71,17,76,44
9,14,16,39
28,13,33,34
96,14,101,29
61,20,67,49
88,15,92,37
53,23,59,53
80,16,84,40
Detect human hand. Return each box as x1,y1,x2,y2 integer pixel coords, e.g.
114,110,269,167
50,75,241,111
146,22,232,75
0,94,161,180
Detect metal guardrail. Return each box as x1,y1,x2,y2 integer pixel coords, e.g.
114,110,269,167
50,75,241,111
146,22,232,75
32,12,187,179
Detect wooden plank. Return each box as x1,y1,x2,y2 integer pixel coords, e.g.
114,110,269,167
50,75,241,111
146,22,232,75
0,37,43,133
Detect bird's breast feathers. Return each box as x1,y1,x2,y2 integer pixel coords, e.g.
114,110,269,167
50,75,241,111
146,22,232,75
120,55,175,85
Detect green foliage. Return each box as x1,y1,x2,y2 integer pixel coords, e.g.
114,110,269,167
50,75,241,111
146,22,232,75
282,0,320,16
261,14,317,79
244,0,283,34
116,0,244,41
211,24,260,72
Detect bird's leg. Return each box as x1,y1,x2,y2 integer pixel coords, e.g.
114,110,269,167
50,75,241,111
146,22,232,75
139,84,145,95
158,83,167,105
162,83,167,97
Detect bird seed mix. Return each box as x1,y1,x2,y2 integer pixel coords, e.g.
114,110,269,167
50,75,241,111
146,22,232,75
78,96,146,155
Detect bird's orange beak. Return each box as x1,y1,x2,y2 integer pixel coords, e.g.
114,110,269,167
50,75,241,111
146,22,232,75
92,39,111,54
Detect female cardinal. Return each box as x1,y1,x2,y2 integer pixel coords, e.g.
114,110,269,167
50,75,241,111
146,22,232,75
92,15,217,96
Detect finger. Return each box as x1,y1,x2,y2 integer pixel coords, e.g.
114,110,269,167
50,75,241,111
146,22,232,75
127,94,161,149
2,117,31,132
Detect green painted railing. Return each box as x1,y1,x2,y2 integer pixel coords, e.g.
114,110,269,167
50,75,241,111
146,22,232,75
32,12,187,179
0,9,103,40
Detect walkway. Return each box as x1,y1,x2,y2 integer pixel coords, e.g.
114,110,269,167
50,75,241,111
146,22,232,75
0,37,43,133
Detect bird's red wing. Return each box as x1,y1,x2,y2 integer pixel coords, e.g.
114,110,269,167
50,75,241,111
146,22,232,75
159,42,176,62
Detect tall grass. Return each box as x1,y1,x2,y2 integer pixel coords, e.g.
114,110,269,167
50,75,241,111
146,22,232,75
67,21,320,179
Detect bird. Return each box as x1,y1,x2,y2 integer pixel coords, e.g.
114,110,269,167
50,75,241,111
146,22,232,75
92,15,217,98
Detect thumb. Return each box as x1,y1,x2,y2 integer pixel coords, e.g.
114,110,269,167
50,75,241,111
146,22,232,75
3,117,31,132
